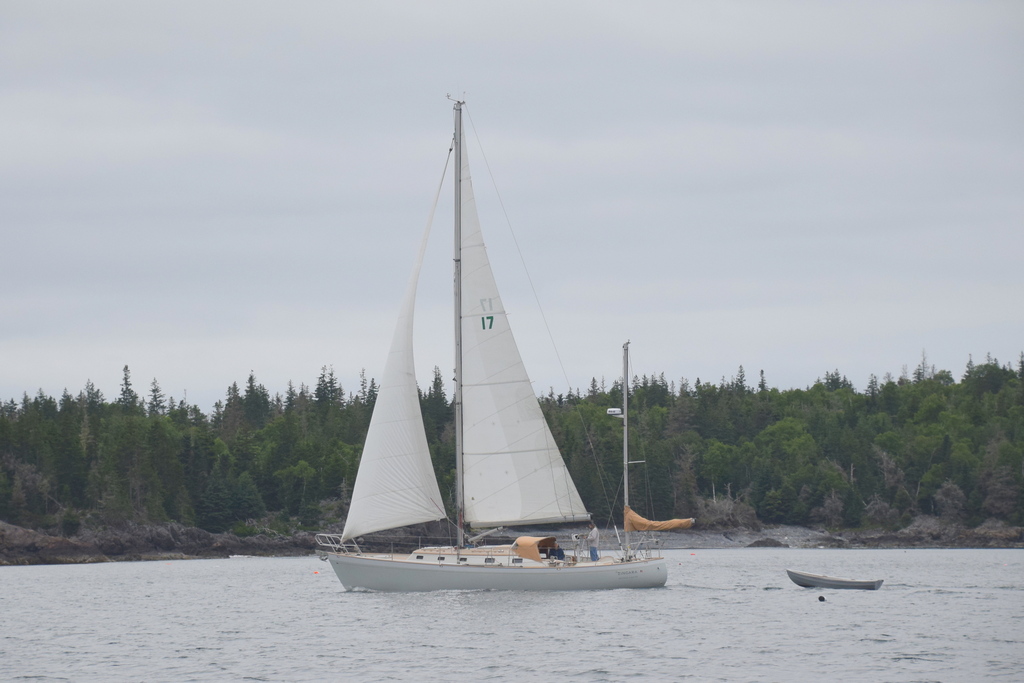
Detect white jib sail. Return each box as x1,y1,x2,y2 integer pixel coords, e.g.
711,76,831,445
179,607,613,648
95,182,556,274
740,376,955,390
457,130,589,528
342,221,446,542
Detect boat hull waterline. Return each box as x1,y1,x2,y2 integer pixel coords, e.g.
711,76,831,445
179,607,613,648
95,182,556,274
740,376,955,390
786,569,883,590
327,553,668,591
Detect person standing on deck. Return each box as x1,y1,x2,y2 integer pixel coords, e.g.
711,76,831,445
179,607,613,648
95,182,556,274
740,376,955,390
587,522,599,562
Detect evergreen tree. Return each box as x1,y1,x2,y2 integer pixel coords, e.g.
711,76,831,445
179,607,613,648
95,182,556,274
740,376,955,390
314,366,341,412
196,473,234,532
117,366,140,414
733,366,747,394
232,471,266,520
242,372,271,429
147,379,166,417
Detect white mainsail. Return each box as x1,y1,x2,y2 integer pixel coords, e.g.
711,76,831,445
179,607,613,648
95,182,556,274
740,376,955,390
456,128,589,528
341,221,445,542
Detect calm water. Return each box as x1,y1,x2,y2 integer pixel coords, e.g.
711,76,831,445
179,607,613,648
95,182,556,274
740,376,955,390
1,548,1021,681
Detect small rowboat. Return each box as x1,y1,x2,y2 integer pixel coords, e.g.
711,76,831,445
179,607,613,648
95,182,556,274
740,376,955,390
786,569,883,590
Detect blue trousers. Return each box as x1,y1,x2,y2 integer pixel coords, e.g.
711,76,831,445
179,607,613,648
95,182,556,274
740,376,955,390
589,546,599,561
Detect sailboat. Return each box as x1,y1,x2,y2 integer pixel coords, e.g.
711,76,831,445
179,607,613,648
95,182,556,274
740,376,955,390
316,100,691,591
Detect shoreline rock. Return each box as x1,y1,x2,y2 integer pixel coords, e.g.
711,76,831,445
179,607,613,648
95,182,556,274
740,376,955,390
0,520,316,566
3,517,1021,566
347,518,1024,553
657,518,1024,550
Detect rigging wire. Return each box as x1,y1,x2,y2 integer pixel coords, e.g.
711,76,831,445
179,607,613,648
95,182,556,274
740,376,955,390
423,138,457,532
630,347,665,519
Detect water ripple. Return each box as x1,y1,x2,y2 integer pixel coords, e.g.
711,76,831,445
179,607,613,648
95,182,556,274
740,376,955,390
1,549,1022,681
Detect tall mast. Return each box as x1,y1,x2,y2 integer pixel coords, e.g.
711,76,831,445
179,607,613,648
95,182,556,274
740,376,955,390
622,341,631,559
453,100,465,549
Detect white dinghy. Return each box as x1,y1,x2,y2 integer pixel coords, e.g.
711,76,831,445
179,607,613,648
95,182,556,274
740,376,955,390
787,569,884,590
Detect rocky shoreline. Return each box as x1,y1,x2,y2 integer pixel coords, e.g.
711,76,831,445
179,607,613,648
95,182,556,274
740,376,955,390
481,516,1024,552
0,521,316,566
657,516,1024,550
2,516,1020,566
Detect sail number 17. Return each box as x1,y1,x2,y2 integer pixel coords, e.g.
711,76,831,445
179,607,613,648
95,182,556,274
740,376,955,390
480,298,495,330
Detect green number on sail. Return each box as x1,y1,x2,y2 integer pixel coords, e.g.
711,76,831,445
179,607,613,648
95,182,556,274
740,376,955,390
482,316,494,330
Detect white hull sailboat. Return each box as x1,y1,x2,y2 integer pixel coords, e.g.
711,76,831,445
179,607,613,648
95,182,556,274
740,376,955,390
316,101,690,591
320,546,667,592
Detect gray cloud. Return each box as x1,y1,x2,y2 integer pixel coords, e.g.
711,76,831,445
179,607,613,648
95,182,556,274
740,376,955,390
2,1,1022,409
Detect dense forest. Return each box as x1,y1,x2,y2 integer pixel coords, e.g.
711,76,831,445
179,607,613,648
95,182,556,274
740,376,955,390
2,353,1022,539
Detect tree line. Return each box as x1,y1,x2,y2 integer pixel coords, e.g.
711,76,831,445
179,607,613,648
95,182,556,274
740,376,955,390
1,353,1022,536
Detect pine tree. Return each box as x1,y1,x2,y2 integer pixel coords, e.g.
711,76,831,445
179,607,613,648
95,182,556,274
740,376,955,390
734,365,747,394
117,366,139,413
314,366,341,417
242,372,271,429
913,350,933,383
196,474,234,532
232,471,266,520
147,379,166,416
285,381,298,411
217,382,244,439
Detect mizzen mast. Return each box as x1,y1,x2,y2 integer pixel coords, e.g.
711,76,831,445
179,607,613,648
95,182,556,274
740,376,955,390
622,341,632,559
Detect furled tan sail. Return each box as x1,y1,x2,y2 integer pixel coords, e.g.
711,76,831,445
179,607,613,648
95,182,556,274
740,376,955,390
623,505,695,532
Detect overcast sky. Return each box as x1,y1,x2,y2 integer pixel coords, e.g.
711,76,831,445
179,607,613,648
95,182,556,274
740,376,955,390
2,2,1022,411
